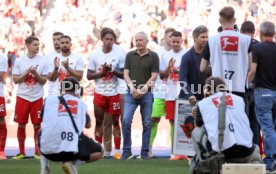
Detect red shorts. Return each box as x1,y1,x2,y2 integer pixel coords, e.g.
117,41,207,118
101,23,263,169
166,101,175,120
93,93,121,115
0,97,6,117
14,97,43,124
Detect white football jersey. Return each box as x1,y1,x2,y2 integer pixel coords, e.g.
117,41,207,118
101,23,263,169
13,55,49,102
208,30,251,92
40,94,87,154
88,44,125,96
198,92,253,152
160,49,187,101
0,54,7,97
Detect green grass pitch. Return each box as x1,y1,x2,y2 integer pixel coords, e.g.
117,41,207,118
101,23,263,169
0,158,189,174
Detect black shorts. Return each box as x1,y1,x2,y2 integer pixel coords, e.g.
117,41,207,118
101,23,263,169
39,133,102,162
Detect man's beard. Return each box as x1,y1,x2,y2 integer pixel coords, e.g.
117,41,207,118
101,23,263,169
61,47,70,53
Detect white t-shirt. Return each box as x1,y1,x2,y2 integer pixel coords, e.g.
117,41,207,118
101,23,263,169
161,49,187,101
46,50,61,96
88,44,125,96
49,52,84,93
13,55,49,102
0,54,7,97
208,30,251,93
153,46,169,99
40,94,87,154
198,92,253,152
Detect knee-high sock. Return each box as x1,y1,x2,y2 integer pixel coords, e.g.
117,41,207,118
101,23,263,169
17,127,26,154
170,122,174,144
113,125,121,150
34,126,40,155
0,122,7,152
40,155,49,171
150,122,158,147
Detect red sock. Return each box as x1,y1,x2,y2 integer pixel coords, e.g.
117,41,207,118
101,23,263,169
17,127,26,154
95,136,102,144
0,122,7,152
114,137,121,150
34,126,40,155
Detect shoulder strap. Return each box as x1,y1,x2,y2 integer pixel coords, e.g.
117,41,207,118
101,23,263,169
218,92,226,152
58,96,79,134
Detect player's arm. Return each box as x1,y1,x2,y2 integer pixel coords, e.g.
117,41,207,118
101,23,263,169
13,67,31,84
66,67,83,81
112,68,123,79
0,72,5,83
160,58,174,80
31,68,48,85
87,69,105,80
48,57,59,81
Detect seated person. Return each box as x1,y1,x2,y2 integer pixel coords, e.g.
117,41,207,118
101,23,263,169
192,77,261,164
39,77,103,174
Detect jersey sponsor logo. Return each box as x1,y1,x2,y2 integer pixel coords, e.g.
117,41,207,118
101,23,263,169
211,95,233,108
58,100,78,115
220,36,239,52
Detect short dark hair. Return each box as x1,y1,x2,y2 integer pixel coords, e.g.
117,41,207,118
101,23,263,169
192,25,208,38
60,35,72,41
240,21,255,34
100,27,116,40
205,76,226,94
171,31,182,38
60,77,80,93
53,32,64,36
219,6,235,21
25,36,39,45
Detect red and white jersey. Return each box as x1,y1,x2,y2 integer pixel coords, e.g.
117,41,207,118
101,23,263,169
208,30,251,92
49,52,84,93
40,94,87,154
0,54,7,97
88,44,125,96
13,55,49,102
46,50,61,96
161,49,187,101
198,92,253,152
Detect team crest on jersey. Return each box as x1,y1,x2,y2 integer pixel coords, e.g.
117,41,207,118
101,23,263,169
58,100,78,115
211,95,233,108
220,36,239,52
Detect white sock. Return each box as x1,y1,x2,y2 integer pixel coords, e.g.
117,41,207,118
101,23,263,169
74,159,85,167
40,155,49,171
114,149,120,154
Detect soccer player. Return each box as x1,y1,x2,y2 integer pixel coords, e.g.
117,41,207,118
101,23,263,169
46,31,64,96
0,54,8,160
40,31,63,174
200,6,252,99
160,31,187,160
87,28,125,159
12,36,49,159
149,27,175,157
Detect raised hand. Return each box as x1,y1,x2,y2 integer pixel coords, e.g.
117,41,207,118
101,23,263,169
54,57,60,70
61,58,69,70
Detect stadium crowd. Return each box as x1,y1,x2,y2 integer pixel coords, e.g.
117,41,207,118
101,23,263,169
0,0,276,174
